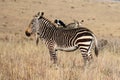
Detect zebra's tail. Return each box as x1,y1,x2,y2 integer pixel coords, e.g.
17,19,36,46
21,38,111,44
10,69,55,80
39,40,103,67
95,44,98,57
94,35,99,57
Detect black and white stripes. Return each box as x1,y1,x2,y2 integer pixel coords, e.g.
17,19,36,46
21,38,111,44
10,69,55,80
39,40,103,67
25,12,98,66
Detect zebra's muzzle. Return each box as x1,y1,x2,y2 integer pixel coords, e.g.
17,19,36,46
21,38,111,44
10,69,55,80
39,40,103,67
25,31,31,37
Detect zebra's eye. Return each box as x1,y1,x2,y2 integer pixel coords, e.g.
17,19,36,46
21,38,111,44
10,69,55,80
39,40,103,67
31,22,34,24
31,19,35,24
37,33,39,35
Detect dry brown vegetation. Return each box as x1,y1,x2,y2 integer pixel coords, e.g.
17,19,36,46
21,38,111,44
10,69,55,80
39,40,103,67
0,33,120,80
0,0,120,80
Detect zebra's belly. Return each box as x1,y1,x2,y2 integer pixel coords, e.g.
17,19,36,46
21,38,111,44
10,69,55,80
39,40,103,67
56,46,78,52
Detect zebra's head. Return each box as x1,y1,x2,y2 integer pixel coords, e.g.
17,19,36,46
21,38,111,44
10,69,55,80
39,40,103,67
25,12,44,37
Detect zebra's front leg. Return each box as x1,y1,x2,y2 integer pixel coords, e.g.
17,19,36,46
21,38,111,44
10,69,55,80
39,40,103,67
36,37,39,46
49,50,59,69
47,40,57,64
36,32,40,46
49,50,57,64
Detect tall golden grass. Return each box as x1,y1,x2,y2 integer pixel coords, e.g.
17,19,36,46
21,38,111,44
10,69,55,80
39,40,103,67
0,34,120,80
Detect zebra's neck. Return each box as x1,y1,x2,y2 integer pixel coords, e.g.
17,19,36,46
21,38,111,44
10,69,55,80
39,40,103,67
38,17,56,40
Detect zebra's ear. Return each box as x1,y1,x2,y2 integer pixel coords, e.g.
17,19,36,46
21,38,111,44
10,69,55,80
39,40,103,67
41,12,44,16
38,12,44,19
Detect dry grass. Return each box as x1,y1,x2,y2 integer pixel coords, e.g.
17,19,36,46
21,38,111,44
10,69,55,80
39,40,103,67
0,35,120,80
0,0,120,80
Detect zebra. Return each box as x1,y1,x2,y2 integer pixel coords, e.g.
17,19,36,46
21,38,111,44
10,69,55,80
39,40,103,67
54,19,84,29
25,12,98,66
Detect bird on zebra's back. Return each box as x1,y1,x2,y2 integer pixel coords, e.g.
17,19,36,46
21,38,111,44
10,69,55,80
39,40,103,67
54,19,84,29
25,12,98,66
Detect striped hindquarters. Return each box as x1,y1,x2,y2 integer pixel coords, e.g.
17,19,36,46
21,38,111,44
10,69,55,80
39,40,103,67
73,29,98,56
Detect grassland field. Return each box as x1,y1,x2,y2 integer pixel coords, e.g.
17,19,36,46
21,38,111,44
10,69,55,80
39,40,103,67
0,0,120,80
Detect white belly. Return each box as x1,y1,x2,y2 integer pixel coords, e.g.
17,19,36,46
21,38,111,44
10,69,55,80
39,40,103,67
56,46,78,52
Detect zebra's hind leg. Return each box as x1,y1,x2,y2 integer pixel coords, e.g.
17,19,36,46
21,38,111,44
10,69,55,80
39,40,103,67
82,40,94,66
80,51,93,67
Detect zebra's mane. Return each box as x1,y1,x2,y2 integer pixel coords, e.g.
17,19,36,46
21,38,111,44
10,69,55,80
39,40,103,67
39,16,56,28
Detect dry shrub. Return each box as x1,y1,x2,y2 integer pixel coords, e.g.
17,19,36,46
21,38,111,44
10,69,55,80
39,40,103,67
0,35,120,80
107,38,120,54
98,38,108,51
98,37,120,54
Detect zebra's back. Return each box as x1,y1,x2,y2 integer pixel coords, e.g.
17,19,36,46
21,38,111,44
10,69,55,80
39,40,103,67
52,27,94,48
